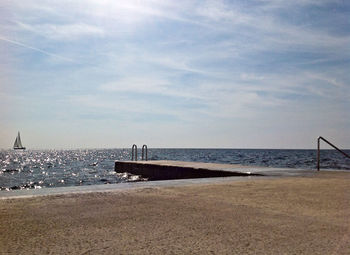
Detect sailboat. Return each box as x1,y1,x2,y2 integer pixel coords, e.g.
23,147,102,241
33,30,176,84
13,131,26,150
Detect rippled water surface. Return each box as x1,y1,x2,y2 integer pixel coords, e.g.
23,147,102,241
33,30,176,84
1,148,349,190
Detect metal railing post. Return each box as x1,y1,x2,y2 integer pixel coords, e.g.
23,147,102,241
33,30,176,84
142,144,148,161
131,144,137,161
317,137,320,171
317,136,350,171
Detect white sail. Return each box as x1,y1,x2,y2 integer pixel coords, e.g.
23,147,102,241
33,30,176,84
13,132,25,150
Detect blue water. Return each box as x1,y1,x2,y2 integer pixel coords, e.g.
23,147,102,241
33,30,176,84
0,149,349,190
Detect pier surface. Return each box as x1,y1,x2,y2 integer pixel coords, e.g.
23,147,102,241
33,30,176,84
115,160,315,180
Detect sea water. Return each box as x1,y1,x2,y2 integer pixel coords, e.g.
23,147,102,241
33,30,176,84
0,149,349,190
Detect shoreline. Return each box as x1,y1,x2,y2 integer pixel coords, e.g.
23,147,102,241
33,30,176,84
1,171,350,254
0,175,274,200
0,168,346,200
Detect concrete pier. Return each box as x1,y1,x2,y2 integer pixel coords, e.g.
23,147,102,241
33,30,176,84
115,160,257,180
115,160,314,180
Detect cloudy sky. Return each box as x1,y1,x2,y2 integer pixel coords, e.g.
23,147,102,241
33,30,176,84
1,0,349,149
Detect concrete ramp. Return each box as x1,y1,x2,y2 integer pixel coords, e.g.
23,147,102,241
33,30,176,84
115,160,315,180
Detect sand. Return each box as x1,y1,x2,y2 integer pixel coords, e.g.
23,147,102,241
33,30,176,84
1,171,350,254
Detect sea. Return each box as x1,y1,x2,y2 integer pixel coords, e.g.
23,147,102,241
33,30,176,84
1,149,349,191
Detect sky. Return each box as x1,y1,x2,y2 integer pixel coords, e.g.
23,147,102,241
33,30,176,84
0,0,349,149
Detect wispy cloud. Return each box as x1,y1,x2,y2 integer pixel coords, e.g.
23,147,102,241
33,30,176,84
0,36,74,62
15,22,105,41
100,77,207,100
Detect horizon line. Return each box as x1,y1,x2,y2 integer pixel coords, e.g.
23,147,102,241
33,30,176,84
1,147,348,150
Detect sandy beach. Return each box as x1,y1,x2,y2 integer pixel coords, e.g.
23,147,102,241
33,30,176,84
1,171,350,254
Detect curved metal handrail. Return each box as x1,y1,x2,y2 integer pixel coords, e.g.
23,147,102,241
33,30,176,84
317,136,350,171
131,144,137,161
142,144,148,161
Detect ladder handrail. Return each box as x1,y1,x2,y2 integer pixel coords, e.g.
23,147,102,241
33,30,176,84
131,144,137,161
142,144,148,161
317,136,350,171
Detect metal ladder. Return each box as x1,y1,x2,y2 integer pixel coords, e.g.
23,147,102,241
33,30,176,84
317,136,350,170
131,144,148,161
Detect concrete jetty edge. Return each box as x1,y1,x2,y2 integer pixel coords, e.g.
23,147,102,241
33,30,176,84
115,160,316,180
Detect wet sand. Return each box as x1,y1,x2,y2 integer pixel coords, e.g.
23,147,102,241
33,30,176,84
1,171,350,254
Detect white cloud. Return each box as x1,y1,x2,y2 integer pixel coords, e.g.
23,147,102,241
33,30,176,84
0,35,74,62
99,77,205,100
16,22,104,41
67,93,185,119
257,0,344,9
100,77,169,94
305,72,345,88
195,0,250,23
